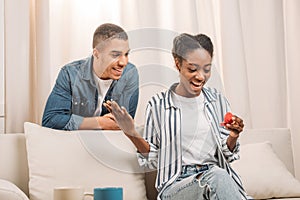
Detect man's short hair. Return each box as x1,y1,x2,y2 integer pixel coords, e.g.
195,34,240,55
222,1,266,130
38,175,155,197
92,23,128,49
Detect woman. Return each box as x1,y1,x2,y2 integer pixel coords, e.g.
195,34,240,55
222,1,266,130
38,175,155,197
105,33,249,200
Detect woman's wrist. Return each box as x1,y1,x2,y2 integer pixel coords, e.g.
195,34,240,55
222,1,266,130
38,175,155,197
229,131,239,138
227,132,239,152
124,129,140,138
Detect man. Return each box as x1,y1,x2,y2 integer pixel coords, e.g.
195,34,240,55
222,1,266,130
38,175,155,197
42,23,139,130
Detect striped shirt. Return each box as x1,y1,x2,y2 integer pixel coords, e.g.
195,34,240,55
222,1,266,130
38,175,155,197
138,83,249,200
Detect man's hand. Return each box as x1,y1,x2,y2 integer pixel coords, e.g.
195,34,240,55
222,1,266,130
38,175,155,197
97,113,120,130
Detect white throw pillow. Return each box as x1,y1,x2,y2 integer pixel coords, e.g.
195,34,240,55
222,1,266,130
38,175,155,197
231,141,300,199
24,122,147,200
0,179,29,200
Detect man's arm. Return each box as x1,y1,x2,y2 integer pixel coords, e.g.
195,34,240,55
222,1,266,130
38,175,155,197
42,68,76,130
42,68,120,130
79,114,120,130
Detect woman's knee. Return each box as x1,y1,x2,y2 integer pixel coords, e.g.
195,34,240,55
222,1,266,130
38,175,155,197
201,167,240,199
202,167,237,191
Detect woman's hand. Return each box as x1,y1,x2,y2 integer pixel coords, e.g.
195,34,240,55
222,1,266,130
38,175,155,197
104,100,150,154
225,115,244,138
104,100,136,135
224,114,244,151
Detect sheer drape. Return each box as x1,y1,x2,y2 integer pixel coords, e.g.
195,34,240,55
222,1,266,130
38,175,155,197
4,0,300,177
283,0,300,179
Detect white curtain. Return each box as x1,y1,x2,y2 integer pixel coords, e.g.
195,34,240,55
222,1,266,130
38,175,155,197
4,0,300,177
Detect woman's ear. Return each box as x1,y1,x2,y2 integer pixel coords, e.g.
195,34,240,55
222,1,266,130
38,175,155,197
174,58,181,71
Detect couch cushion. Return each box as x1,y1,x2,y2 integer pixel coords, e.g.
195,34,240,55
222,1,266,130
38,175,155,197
231,141,300,199
0,133,29,196
239,128,295,174
0,179,29,200
24,122,147,200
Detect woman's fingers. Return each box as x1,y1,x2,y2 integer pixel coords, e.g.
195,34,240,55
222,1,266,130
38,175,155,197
111,101,127,119
103,100,112,113
226,115,244,134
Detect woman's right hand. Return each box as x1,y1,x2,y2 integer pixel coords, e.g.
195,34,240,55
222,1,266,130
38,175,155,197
104,100,136,135
105,100,150,154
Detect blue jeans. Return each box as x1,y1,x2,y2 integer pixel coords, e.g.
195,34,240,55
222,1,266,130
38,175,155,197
161,165,240,200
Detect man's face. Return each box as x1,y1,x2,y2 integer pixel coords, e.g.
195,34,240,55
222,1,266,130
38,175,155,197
93,38,130,80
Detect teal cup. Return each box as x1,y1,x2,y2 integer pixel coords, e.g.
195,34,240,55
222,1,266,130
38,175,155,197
93,187,123,200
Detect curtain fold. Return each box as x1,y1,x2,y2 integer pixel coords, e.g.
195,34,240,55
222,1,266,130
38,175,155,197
218,0,252,128
283,0,300,178
239,0,287,129
31,0,51,124
5,0,31,133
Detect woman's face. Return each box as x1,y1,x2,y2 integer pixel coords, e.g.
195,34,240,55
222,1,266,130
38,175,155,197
176,48,212,98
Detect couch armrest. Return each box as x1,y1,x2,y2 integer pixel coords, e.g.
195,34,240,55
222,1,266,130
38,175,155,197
0,179,29,200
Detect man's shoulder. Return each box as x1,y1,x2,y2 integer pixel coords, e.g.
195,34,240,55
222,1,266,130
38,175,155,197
119,62,138,82
61,57,90,72
123,62,137,73
125,62,136,69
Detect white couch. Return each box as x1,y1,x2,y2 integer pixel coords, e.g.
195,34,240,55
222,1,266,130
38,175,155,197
0,123,300,200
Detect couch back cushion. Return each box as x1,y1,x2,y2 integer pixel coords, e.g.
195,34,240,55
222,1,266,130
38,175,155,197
24,122,147,200
231,128,300,199
239,128,294,174
0,133,29,196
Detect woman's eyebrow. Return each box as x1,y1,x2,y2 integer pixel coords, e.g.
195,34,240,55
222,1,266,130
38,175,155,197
188,62,212,68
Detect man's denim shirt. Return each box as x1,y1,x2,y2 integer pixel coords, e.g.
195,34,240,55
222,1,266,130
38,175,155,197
42,56,139,130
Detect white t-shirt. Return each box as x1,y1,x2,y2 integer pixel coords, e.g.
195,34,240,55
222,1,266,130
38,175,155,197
171,91,218,165
93,73,113,116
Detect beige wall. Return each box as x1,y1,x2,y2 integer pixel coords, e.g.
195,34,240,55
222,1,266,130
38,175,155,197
4,0,30,133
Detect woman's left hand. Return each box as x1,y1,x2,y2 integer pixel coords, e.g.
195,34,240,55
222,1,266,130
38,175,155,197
226,115,244,138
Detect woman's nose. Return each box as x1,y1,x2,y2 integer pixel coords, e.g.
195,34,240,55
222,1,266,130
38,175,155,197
195,70,205,80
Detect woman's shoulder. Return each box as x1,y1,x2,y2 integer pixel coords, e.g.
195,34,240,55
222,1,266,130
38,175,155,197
203,86,227,101
147,90,170,105
150,90,168,101
203,86,222,94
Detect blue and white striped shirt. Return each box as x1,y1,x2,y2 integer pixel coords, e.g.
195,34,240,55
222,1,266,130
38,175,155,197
138,83,249,200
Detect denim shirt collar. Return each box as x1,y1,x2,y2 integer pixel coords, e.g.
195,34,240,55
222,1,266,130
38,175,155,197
80,56,96,86
80,55,118,89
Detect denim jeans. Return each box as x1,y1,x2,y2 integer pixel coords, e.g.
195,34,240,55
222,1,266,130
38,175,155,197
161,165,240,200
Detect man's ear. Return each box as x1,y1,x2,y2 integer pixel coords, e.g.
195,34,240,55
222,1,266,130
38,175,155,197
93,48,99,59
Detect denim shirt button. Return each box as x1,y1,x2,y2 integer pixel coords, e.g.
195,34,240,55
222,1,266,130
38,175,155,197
81,102,84,106
74,102,78,105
